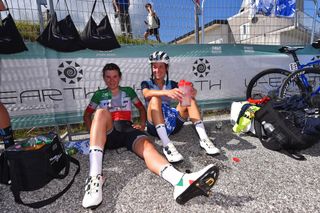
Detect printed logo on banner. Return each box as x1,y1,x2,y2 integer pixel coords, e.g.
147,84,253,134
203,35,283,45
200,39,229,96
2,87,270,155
57,61,83,84
193,58,210,78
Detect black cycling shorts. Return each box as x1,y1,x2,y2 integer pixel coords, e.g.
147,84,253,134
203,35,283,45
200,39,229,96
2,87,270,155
146,28,159,36
105,120,148,151
146,115,185,138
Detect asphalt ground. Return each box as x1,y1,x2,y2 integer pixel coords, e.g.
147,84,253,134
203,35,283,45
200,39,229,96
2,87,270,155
1,114,320,213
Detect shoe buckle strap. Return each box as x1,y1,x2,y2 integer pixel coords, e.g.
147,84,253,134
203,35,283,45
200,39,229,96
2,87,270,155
203,139,214,148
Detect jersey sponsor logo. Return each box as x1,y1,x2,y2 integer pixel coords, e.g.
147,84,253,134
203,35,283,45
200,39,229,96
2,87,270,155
101,93,110,98
100,100,111,108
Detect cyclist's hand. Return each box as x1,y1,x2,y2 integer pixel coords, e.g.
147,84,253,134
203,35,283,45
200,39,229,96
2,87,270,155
167,88,183,101
132,123,146,131
191,84,197,98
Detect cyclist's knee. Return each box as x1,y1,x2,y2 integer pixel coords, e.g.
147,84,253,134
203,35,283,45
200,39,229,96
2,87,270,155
133,137,154,153
149,97,162,109
0,103,10,128
94,109,112,122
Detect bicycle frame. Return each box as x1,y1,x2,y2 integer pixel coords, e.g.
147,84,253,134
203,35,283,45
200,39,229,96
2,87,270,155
287,49,320,95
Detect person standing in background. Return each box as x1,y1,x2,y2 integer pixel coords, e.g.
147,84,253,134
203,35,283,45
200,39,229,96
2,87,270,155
0,102,14,149
144,3,161,43
113,0,132,38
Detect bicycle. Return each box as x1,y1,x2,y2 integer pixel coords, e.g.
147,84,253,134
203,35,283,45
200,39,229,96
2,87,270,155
246,45,320,100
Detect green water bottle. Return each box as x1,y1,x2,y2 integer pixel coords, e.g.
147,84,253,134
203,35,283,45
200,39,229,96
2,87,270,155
66,147,78,156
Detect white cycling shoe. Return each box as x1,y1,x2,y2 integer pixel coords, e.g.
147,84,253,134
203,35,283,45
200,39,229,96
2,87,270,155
82,174,105,209
200,138,220,155
174,164,219,205
163,142,184,163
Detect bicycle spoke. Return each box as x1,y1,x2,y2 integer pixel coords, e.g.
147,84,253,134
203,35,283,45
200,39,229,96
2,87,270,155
247,69,290,99
280,68,320,98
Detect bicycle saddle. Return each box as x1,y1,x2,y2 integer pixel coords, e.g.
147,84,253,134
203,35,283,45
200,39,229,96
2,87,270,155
279,46,304,54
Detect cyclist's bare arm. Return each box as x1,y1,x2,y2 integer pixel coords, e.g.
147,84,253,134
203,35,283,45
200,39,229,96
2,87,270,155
133,103,147,131
142,88,183,101
83,110,94,131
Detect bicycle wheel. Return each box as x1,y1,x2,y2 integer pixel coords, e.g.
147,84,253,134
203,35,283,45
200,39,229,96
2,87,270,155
246,68,291,99
279,67,320,98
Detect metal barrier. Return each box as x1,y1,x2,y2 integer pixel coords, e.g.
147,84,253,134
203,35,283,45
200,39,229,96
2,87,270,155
2,0,320,45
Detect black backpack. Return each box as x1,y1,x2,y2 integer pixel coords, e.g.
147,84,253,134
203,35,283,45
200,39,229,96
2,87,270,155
154,15,160,28
254,99,320,160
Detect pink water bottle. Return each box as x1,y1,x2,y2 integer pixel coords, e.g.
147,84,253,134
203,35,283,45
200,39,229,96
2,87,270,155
178,80,192,107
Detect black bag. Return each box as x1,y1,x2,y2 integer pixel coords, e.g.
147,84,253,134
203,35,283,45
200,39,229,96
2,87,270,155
0,6,28,54
80,0,120,51
0,150,10,184
310,94,320,108
5,133,80,208
254,100,319,160
37,0,84,52
154,15,160,28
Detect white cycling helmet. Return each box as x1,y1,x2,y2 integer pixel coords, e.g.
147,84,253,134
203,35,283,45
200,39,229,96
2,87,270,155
148,51,170,64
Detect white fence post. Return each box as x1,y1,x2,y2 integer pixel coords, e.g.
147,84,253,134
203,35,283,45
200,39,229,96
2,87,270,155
201,0,206,44
311,0,319,44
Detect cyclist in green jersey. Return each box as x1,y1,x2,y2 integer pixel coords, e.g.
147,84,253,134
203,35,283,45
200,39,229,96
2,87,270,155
82,63,219,209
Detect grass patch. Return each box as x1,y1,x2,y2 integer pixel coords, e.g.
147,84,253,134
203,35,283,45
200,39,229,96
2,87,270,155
203,108,230,116
16,21,40,41
116,35,159,45
14,123,87,140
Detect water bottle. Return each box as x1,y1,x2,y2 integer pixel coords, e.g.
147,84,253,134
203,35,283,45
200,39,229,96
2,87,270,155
0,142,5,150
22,137,36,147
261,121,275,135
35,135,52,145
21,135,51,150
261,121,287,144
178,80,192,107
66,147,78,156
216,121,223,130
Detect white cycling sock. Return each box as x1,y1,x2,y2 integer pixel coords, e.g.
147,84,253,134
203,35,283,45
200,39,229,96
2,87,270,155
89,146,104,177
160,164,184,186
194,120,209,140
155,124,171,147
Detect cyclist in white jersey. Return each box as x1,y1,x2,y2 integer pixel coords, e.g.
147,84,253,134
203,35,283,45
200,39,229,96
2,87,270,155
81,63,219,209
141,51,220,163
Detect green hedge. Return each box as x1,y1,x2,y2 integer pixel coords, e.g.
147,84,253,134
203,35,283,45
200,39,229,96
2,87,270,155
16,21,40,41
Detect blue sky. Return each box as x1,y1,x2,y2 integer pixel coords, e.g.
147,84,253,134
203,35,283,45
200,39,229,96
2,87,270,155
148,0,318,43
149,0,243,42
